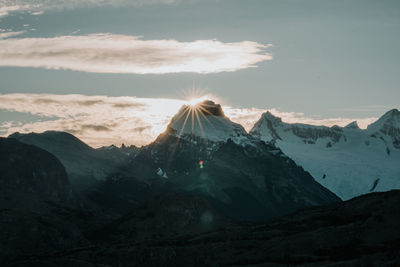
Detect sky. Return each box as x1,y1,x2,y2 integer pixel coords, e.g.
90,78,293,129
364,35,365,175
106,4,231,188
0,0,399,147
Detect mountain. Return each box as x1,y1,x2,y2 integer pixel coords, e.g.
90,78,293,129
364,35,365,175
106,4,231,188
0,138,86,258
250,109,400,200
167,100,250,144
7,101,338,222
367,108,400,148
0,137,234,261
8,131,126,188
127,100,340,221
10,190,400,267
3,102,400,266
0,137,72,211
4,102,340,222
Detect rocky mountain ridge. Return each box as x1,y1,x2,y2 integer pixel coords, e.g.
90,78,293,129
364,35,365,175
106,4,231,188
250,108,400,199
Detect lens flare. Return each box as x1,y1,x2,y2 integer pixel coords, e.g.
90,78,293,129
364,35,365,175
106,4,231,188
199,160,204,168
187,96,208,107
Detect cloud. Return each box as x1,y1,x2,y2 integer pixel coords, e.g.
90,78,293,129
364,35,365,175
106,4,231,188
0,4,29,18
0,93,185,147
0,93,380,148
0,30,25,39
0,0,180,18
0,33,272,74
81,124,111,132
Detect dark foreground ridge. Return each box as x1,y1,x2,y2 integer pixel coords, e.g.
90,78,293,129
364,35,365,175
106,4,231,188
6,190,400,267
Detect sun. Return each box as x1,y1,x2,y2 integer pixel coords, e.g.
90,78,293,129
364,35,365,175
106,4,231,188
187,96,208,107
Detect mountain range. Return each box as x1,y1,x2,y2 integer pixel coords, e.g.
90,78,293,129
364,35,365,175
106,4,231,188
8,101,340,220
1,100,399,266
10,101,399,201
251,108,400,200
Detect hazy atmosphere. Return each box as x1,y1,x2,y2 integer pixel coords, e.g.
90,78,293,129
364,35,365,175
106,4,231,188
1,0,399,146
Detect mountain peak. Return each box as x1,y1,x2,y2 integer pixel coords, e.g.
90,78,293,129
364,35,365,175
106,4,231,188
377,108,400,122
367,108,400,132
260,111,283,125
377,109,400,122
389,108,399,112
166,100,248,143
249,111,284,141
194,100,225,117
344,121,360,130
384,108,400,117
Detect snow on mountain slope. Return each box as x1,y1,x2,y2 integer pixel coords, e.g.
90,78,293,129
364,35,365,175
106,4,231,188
250,109,400,200
124,100,340,221
167,100,250,145
367,109,400,149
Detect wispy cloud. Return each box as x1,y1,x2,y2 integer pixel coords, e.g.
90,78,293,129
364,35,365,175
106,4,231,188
0,93,379,148
0,30,25,39
0,4,28,18
0,33,272,74
0,0,180,18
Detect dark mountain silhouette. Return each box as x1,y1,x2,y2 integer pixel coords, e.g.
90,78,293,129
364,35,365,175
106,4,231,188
0,138,235,263
7,190,400,267
0,138,87,258
8,131,128,188
130,132,340,221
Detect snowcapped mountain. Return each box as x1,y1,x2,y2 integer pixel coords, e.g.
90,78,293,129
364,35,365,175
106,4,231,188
6,100,340,222
167,100,250,144
250,109,400,200
126,100,340,221
367,108,400,148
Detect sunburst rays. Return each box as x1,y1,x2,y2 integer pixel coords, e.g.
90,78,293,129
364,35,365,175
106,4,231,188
167,99,216,168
